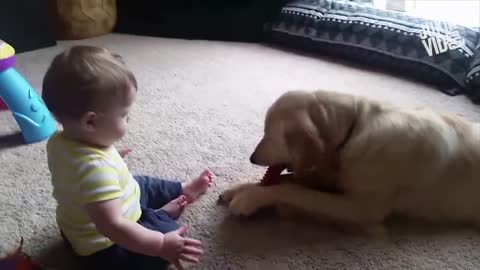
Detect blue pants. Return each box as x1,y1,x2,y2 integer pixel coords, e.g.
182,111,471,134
65,175,182,270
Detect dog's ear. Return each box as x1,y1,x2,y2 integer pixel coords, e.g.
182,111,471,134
285,92,359,176
308,92,358,150
285,115,337,176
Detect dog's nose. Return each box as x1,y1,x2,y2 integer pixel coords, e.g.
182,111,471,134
250,153,256,164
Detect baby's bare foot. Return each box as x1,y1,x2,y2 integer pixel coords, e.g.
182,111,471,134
182,169,214,203
158,195,188,219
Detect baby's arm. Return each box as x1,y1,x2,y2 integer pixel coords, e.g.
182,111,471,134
117,147,132,158
86,199,164,256
86,199,203,265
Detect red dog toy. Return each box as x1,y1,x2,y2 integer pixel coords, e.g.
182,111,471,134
260,165,286,185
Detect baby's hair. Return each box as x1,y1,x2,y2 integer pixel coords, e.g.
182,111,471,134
42,45,137,120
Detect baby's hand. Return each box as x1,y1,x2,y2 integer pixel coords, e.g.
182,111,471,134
118,147,132,158
160,227,203,269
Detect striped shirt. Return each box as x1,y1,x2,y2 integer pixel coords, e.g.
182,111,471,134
46,132,142,256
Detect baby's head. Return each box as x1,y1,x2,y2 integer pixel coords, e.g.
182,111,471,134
42,45,137,147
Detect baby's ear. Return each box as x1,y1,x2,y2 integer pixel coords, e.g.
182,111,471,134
81,111,98,132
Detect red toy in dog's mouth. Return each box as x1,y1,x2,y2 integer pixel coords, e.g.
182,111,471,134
260,165,288,185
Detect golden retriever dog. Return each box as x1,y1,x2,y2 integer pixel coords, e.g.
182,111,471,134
220,89,480,231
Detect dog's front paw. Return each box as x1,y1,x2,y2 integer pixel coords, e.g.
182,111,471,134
219,189,238,204
228,186,271,216
219,183,258,203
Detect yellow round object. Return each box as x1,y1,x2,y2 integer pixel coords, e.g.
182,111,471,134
0,41,15,60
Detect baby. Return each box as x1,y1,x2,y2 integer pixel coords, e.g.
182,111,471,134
42,46,214,270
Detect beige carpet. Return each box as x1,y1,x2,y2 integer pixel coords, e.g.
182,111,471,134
1,34,480,270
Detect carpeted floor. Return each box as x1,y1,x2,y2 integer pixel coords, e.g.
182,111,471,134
1,34,480,270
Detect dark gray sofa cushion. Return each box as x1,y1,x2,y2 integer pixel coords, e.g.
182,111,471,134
268,0,480,102
467,41,480,102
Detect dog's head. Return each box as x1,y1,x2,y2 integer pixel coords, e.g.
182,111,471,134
251,90,358,179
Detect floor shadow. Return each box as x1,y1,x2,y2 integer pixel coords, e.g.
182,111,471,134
213,206,350,256
36,239,84,270
214,204,479,257
0,132,25,149
384,215,476,237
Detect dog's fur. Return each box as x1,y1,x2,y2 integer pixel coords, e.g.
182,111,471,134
220,90,480,230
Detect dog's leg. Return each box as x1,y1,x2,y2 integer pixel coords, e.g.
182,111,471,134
229,183,392,227
219,182,258,203
219,174,294,203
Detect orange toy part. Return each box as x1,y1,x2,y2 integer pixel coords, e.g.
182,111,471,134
0,238,44,270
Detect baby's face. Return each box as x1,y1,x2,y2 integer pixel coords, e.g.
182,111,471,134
94,86,136,147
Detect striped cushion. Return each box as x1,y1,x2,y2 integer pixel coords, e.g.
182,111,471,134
267,0,480,103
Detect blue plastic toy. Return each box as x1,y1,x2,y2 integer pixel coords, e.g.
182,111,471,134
0,40,56,144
